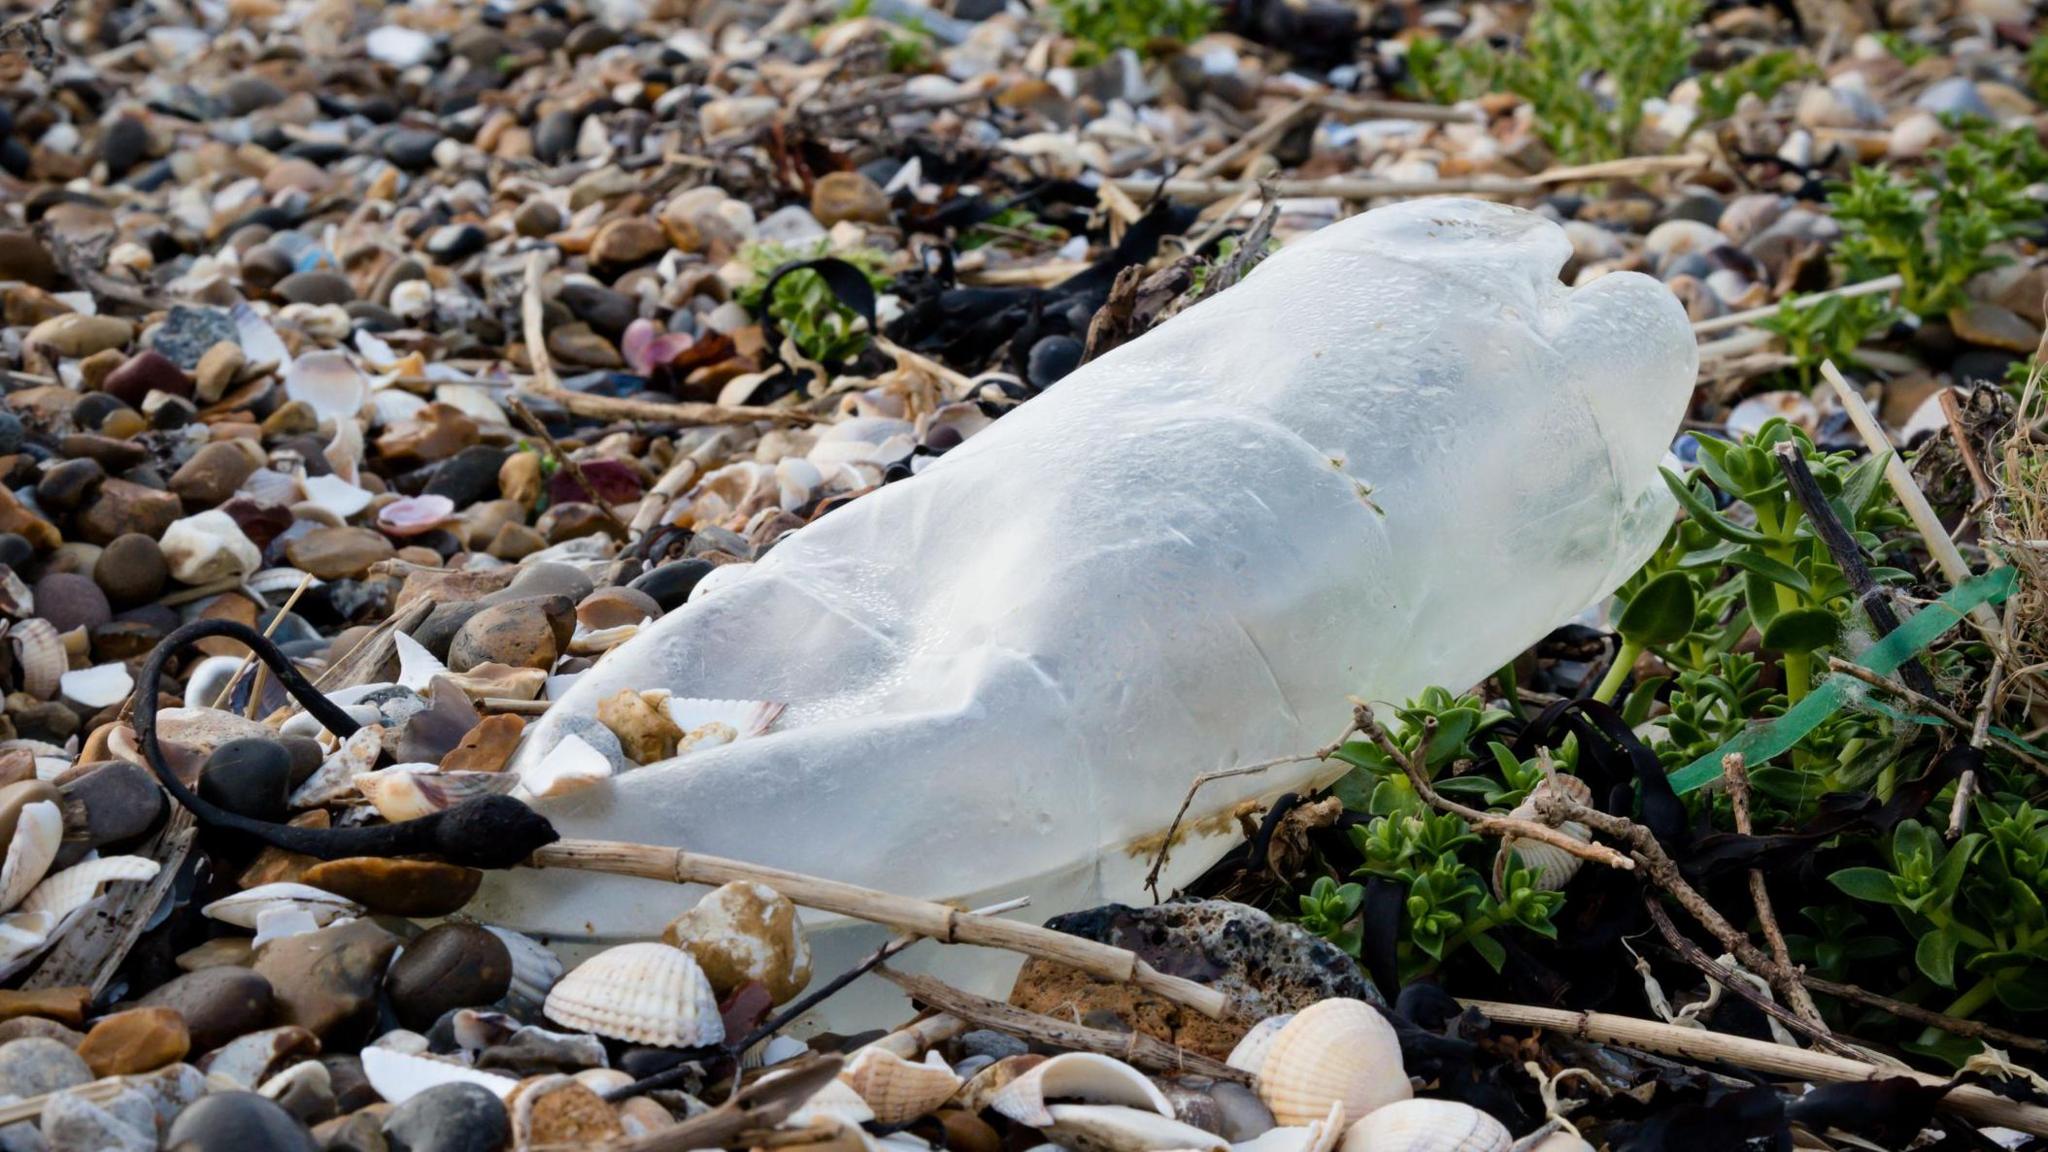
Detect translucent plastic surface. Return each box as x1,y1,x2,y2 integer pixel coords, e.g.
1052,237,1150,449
474,198,1697,959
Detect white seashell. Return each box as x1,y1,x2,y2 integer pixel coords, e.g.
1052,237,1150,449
202,882,363,929
289,724,385,808
519,733,612,799
253,905,335,947
433,383,510,427
356,767,517,821
1256,1000,1410,1127
1336,1099,1508,1152
160,511,262,584
784,1073,877,1127
567,622,641,656
1233,1102,1343,1152
1726,390,1817,440
992,1053,1173,1128
573,1068,634,1095
0,801,62,913
59,663,133,710
258,1059,332,1105
372,388,430,430
483,926,564,1010
284,350,370,424
0,910,56,981
0,567,33,618
22,856,159,920
1228,1014,1295,1078
664,698,784,745
840,1049,962,1124
8,618,65,700
746,1033,810,1069
184,655,252,709
361,1045,520,1106
1521,1133,1594,1152
543,942,725,1048
232,302,291,368
394,632,448,693
1042,1103,1229,1152
249,570,321,600
301,474,376,519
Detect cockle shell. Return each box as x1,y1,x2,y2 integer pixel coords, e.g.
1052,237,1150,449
664,697,784,747
361,1045,520,1106
1492,776,1592,898
0,801,62,913
1336,1099,1509,1152
1042,1103,1229,1152
543,942,725,1048
355,767,518,821
484,925,564,1010
1227,1014,1295,1077
7,619,64,701
1256,999,1410,1127
840,1049,963,1124
1233,1102,1344,1152
991,1052,1172,1127
59,663,133,710
22,856,159,920
0,567,32,619
201,883,362,929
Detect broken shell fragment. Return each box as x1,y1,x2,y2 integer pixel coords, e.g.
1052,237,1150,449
1041,1103,1229,1152
485,925,564,1010
520,733,613,798
1336,1099,1509,1152
991,1052,1173,1128
361,1044,520,1106
664,697,784,747
284,349,371,424
1256,999,1410,1127
0,801,62,913
8,618,65,701
21,856,160,920
355,766,518,821
59,663,134,710
543,942,725,1048
840,1048,963,1125
1233,1102,1343,1152
201,883,363,930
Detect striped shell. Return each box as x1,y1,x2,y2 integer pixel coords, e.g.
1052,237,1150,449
1492,777,1594,898
355,767,518,821
840,1048,962,1124
1227,1013,1295,1077
0,801,62,914
202,883,362,929
1256,999,1410,1127
0,567,31,618
1337,1100,1509,1152
483,926,564,1010
543,942,725,1048
990,1053,1171,1128
22,856,160,920
7,619,64,701
0,910,56,981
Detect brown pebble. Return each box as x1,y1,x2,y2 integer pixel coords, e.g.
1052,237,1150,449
440,713,524,773
300,857,484,917
77,1007,190,1076
0,987,91,1027
510,1076,624,1146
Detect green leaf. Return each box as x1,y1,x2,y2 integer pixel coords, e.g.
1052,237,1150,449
1761,608,1840,653
1661,470,1770,544
1722,549,1812,595
1916,926,1958,987
1621,676,1669,726
1468,931,1507,972
1618,571,1697,647
1829,867,1903,905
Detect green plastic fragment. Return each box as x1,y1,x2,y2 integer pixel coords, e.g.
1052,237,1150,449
1668,567,2018,794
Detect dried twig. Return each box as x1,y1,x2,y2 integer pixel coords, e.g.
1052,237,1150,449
1641,897,1857,1057
504,395,633,538
209,571,317,711
1185,96,1317,180
1691,275,1902,336
1111,154,1702,205
877,966,1248,1080
1826,656,2048,775
1799,973,2048,1054
1143,751,1322,901
1722,753,1827,1030
1465,1000,2048,1137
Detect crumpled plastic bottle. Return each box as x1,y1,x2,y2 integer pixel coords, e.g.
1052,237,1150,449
474,198,1696,1002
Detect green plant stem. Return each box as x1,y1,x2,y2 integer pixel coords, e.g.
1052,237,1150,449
1594,640,1644,703
1753,501,1812,702
1939,975,2001,1021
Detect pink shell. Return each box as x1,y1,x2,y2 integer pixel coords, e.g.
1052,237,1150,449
377,494,457,537
623,318,696,376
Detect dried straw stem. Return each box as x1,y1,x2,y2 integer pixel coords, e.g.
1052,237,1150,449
1464,1000,2048,1137
1826,657,2048,775
527,839,1230,1018
1721,754,1828,1030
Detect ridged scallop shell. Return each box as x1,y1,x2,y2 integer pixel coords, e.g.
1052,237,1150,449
841,1049,963,1124
361,1044,520,1106
8,619,65,701
201,882,363,929
1227,1013,1295,1077
0,910,56,982
543,942,726,1048
1522,1132,1595,1152
990,1052,1171,1128
665,698,784,744
484,926,564,1010
355,767,518,821
1492,777,1593,898
1337,1099,1509,1152
0,801,62,914
0,567,32,619
21,856,160,920
1256,999,1410,1127
1042,1104,1228,1152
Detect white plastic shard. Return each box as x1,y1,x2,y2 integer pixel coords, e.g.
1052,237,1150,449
478,198,1697,994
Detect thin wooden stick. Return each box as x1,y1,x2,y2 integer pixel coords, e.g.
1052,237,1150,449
1464,1000,2048,1137
526,384,815,428
504,395,632,538
1111,155,1702,205
1822,360,2001,636
1692,275,1902,336
1722,753,1828,1030
1186,96,1317,180
877,966,1248,1080
1314,92,1485,124
858,1013,970,1059
521,252,559,393
1799,974,2048,1054
526,840,1231,1018
209,571,317,710
1826,656,2048,774
1641,897,1857,1057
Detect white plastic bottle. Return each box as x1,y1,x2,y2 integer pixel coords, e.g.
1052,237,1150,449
474,198,1696,1015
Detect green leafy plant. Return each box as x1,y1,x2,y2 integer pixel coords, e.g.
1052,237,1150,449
1048,0,1213,64
1693,49,1811,128
737,241,891,364
1830,127,2048,318
1753,293,1902,389
1340,806,1564,978
1871,31,1934,66
2029,34,2048,104
1328,687,1512,814
1298,876,1364,954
